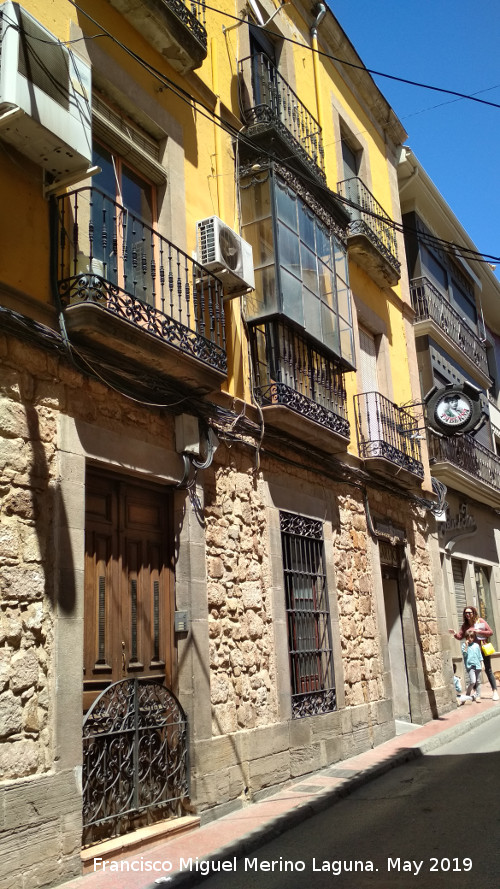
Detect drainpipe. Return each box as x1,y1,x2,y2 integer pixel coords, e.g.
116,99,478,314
211,38,225,220
311,3,326,136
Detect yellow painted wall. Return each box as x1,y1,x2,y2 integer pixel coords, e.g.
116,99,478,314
0,0,414,426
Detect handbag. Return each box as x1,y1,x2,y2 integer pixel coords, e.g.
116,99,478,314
481,642,495,657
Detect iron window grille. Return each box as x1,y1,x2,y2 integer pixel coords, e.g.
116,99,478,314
280,511,336,718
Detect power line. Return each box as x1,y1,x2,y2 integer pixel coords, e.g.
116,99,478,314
49,3,500,265
197,1,500,112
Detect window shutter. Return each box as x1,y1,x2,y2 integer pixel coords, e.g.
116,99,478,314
452,559,466,625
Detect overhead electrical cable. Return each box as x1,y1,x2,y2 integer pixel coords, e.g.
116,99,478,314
49,2,500,266
191,0,500,112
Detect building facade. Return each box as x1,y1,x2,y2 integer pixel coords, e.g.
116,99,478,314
398,147,500,686
0,2,452,886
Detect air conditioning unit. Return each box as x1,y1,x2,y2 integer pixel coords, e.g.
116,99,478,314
0,2,92,179
197,216,255,297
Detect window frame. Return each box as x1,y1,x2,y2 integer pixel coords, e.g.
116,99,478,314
90,141,159,304
280,510,336,718
241,167,354,369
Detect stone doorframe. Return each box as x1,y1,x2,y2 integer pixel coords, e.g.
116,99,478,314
54,414,211,833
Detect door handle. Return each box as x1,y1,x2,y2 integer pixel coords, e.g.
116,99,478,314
122,641,126,674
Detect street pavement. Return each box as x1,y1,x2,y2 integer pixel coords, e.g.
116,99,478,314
59,698,500,889
186,715,500,889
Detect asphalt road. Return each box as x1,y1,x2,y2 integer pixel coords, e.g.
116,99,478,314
188,718,500,888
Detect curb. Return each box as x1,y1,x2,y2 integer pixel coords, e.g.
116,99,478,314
146,707,500,889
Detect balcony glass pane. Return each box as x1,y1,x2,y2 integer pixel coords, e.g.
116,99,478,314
317,224,332,266
276,180,297,229
281,268,304,326
304,291,322,342
333,237,349,283
299,203,315,250
301,243,319,295
279,221,301,274
240,176,272,221
340,324,354,367
244,219,274,266
337,282,350,322
321,303,340,354
246,266,277,318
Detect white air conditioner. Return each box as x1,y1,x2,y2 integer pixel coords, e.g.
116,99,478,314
0,2,92,179
197,216,255,297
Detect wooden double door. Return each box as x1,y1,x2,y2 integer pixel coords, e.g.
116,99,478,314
83,470,175,712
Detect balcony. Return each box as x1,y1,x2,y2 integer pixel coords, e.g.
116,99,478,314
249,320,350,452
336,178,400,287
57,187,226,395
107,0,207,73
239,53,325,183
354,391,424,484
428,430,500,508
410,277,491,388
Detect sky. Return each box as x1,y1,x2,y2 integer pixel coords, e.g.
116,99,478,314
329,0,500,274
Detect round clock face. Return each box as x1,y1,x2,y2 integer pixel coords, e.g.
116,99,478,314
434,392,472,429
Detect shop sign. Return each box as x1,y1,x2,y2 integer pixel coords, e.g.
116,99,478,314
438,503,477,541
425,382,485,436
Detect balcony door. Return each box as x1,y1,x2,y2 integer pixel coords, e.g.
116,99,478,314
83,469,175,712
249,24,278,115
90,142,156,304
358,327,382,455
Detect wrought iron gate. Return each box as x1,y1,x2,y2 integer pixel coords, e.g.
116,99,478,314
82,679,188,844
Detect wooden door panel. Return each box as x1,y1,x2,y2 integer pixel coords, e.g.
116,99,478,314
84,471,174,711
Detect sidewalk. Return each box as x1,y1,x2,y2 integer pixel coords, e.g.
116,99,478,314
60,699,500,889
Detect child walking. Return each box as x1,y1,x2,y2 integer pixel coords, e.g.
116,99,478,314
461,629,483,702
453,663,472,706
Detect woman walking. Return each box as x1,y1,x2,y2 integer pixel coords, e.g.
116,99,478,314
449,605,499,701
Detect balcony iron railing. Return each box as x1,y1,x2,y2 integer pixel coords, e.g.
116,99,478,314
250,321,349,439
166,0,207,49
354,391,424,477
239,53,325,179
428,430,500,491
337,177,400,275
410,276,489,378
57,187,226,375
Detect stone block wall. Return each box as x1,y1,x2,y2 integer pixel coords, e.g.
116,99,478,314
0,358,55,782
204,460,278,735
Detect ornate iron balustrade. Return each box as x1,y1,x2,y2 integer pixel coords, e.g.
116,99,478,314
239,53,325,179
57,187,226,375
164,0,207,50
82,679,188,844
410,276,489,377
428,429,500,491
337,177,400,274
354,391,424,477
250,321,350,439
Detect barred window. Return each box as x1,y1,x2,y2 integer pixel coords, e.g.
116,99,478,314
280,511,336,718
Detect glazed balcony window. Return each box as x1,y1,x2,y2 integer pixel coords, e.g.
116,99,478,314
241,170,354,370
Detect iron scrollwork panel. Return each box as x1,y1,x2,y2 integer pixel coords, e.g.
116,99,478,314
82,679,188,841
